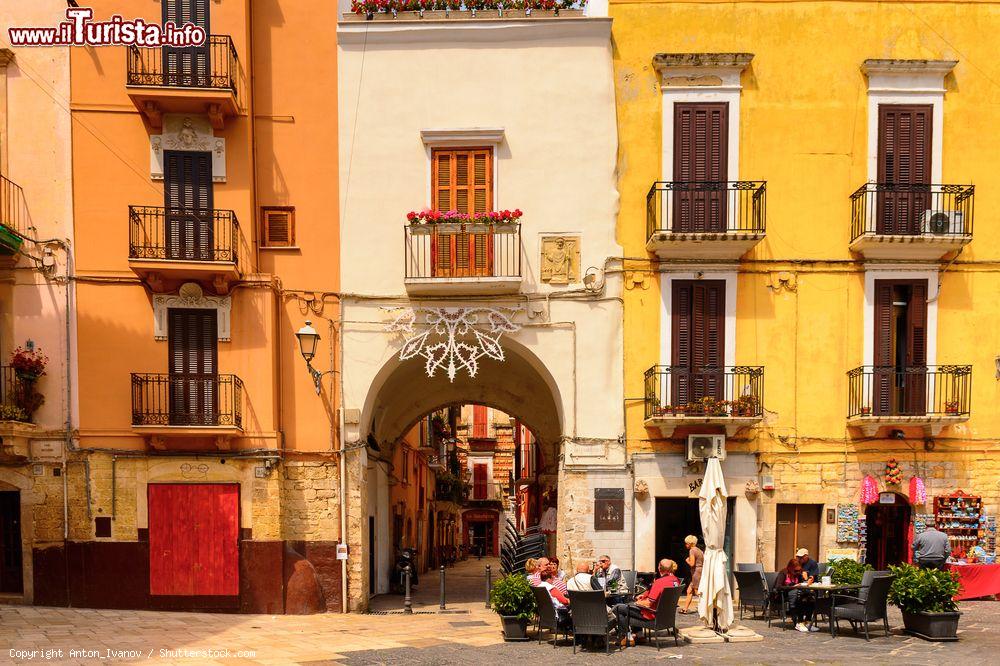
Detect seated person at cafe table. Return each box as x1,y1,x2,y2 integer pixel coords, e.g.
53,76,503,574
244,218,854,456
528,557,548,586
782,558,818,633
567,561,602,592
538,569,572,626
595,554,629,604
797,548,819,583
547,556,569,594
612,559,680,647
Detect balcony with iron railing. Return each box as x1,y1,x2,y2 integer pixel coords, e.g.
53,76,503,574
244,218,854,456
646,181,766,259
128,206,241,290
126,35,241,129
131,373,244,444
404,221,522,295
644,365,765,437
0,366,42,460
849,183,974,260
0,175,27,256
847,365,971,435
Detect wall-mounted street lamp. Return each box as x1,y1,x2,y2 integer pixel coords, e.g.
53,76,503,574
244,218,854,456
295,320,333,395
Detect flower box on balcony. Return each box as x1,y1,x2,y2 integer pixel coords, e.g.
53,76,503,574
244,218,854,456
0,224,23,256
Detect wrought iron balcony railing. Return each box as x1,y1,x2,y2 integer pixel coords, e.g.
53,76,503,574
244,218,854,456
644,365,765,419
404,222,521,280
850,183,974,241
646,181,766,239
0,175,27,238
0,366,33,422
129,206,239,265
127,35,239,94
847,365,971,418
131,373,244,428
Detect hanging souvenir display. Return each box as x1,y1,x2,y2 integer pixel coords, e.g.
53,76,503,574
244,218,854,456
836,504,860,542
909,476,927,505
860,474,880,504
884,458,903,486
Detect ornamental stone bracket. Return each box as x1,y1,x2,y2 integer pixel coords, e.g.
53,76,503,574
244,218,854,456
153,282,231,341
150,115,226,182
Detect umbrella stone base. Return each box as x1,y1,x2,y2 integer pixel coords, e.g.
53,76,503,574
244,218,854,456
723,625,764,642
681,626,726,643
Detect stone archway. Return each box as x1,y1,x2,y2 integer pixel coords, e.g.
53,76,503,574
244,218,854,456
347,338,565,610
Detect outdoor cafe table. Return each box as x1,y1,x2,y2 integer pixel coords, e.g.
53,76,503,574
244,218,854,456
775,583,860,635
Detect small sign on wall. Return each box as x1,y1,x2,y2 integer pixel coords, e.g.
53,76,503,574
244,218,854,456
336,544,349,560
594,488,625,531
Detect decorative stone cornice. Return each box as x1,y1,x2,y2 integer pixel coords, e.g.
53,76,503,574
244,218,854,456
420,127,505,145
652,53,753,89
653,53,754,71
862,59,958,75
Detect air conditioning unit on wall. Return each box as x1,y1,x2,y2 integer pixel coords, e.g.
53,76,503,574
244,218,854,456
922,210,964,235
687,434,726,462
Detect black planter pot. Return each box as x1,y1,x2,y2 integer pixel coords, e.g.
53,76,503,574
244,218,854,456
500,615,530,641
901,610,961,641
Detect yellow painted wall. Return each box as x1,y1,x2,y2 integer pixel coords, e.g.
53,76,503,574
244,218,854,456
614,0,1000,531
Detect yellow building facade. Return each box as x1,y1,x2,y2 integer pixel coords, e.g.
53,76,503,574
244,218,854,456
614,0,1000,573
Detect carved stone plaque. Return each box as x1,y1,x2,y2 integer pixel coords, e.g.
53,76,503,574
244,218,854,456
150,114,226,182
540,235,580,285
594,487,625,531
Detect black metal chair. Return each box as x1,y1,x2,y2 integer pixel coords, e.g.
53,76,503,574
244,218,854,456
831,575,895,640
568,590,616,654
734,570,770,620
531,586,571,646
736,562,765,573
642,585,684,650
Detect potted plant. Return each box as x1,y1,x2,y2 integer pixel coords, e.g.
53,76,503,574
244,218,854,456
860,405,872,416
10,346,47,381
827,558,872,587
731,394,759,417
945,400,960,415
489,573,536,640
888,563,961,641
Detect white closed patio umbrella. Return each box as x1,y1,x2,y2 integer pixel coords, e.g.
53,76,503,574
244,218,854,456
697,456,734,631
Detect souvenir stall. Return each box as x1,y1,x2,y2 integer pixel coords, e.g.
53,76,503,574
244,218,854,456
935,490,1000,600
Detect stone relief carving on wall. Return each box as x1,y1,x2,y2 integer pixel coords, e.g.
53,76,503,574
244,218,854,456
150,114,226,182
540,235,580,285
153,282,232,341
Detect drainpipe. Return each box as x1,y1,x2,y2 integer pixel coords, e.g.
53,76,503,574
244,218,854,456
337,306,348,613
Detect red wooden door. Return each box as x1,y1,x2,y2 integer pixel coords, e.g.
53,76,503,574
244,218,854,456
148,484,239,596
473,464,488,500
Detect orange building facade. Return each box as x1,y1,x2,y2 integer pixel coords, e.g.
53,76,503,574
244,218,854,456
29,0,344,613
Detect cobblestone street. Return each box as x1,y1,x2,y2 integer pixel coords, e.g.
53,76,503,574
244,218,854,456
2,558,999,665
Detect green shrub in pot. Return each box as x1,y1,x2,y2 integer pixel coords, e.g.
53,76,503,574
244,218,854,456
888,563,962,641
827,558,872,586
490,573,537,640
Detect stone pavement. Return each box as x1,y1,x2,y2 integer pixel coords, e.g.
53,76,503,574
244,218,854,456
2,559,999,665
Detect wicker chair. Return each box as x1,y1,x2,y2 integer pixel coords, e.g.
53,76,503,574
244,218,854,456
621,569,638,594
568,590,616,654
734,570,770,620
642,586,684,650
531,586,570,646
831,575,895,640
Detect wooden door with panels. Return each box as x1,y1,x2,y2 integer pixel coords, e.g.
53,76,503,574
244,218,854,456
162,0,211,87
168,308,219,425
671,280,726,407
164,151,213,261
431,148,494,277
774,504,821,570
873,280,928,415
673,103,728,232
876,105,932,234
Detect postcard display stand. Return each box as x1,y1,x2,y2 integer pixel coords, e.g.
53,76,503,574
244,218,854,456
934,490,984,552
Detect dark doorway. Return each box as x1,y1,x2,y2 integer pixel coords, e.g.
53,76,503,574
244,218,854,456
0,491,23,594
775,504,822,570
866,495,911,570
655,498,701,584
469,521,495,557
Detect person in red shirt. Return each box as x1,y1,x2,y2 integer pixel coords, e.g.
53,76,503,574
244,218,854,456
612,559,680,647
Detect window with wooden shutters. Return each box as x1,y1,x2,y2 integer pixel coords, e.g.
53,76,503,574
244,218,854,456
672,280,726,406
431,148,494,277
168,308,218,426
164,150,213,260
471,405,488,439
162,0,210,87
877,105,932,234
261,207,295,247
873,280,928,416
674,103,728,232
473,463,488,500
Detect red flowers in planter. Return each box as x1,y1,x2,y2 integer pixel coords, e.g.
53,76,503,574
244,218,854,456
10,346,48,378
407,209,522,225
351,0,576,15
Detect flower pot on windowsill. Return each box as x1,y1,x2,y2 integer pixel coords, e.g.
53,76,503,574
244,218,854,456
499,615,530,641
901,610,961,641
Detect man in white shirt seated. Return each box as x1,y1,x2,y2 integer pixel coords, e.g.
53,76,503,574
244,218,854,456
567,561,601,592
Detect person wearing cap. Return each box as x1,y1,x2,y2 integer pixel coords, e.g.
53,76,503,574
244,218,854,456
796,548,819,584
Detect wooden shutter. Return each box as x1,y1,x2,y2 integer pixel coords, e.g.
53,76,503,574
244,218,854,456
168,308,218,426
162,0,210,86
261,207,294,247
472,405,488,439
164,151,213,260
877,105,932,234
430,148,494,277
873,281,895,415
672,280,726,406
473,464,488,500
673,103,728,232
148,483,239,597
904,282,928,414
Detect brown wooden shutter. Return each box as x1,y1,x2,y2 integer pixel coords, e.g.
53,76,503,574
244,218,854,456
877,105,932,234
674,103,728,232
162,0,210,86
164,151,213,261
873,281,894,415
672,280,726,405
904,282,928,415
261,207,294,247
473,464,488,500
168,308,218,426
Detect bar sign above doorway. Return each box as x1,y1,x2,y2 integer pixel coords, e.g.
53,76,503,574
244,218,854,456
594,488,625,531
